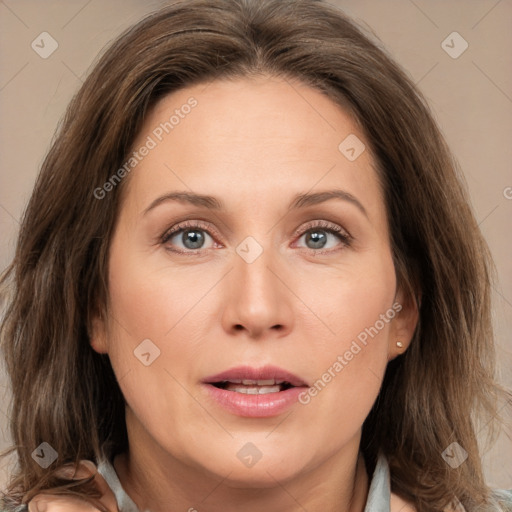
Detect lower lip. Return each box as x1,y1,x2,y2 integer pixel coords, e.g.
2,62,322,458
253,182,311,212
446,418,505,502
202,384,306,418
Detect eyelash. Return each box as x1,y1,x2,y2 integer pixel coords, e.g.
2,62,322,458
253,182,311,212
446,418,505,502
160,219,353,255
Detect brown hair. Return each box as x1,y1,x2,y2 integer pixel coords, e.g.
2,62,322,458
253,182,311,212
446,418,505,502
1,0,510,510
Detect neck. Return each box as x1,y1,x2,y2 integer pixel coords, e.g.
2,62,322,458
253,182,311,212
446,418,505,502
114,414,370,512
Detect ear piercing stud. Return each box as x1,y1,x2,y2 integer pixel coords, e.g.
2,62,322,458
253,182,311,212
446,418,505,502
396,341,404,348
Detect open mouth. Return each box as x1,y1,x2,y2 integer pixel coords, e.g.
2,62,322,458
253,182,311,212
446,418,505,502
210,379,296,394
203,366,308,416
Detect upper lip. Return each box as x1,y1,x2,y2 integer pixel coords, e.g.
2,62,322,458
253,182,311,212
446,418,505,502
203,365,309,387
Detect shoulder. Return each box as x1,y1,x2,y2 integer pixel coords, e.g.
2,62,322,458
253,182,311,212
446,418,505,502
491,490,512,511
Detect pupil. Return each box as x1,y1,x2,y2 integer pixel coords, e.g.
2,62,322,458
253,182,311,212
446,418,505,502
183,229,204,249
307,230,326,249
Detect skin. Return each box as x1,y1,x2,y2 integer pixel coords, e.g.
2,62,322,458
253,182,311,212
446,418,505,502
30,76,418,512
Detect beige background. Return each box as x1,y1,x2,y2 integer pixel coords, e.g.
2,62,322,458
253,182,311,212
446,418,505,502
1,0,511,492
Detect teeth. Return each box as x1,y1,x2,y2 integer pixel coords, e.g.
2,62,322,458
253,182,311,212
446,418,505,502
226,385,282,394
211,379,292,392
257,379,277,386
240,379,283,386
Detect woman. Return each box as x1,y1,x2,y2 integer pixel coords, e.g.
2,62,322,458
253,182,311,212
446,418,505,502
1,0,510,511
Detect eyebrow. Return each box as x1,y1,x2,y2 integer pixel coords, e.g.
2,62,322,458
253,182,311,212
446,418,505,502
143,189,368,217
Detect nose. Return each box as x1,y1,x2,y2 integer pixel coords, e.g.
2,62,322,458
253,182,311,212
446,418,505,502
221,243,294,340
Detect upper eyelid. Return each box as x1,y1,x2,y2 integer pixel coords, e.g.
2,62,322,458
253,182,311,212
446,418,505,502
292,219,350,238
161,219,219,242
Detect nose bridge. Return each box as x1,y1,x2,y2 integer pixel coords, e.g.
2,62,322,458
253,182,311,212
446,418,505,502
235,235,279,306
221,233,293,337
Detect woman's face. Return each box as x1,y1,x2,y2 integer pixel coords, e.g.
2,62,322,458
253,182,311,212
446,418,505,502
92,76,416,486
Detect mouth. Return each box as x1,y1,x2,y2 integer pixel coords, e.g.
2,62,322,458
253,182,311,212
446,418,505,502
209,379,297,394
203,364,308,391
201,365,309,417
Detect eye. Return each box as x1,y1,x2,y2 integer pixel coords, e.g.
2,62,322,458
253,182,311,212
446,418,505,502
160,219,352,255
294,220,352,253
161,220,219,254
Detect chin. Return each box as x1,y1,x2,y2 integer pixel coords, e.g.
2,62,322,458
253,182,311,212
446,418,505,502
190,446,311,489
216,464,303,489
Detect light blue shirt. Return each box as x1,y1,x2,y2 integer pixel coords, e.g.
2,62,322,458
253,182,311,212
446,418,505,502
96,453,512,512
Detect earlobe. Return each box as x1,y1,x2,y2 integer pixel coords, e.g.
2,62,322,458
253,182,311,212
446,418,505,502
388,288,420,359
89,312,109,354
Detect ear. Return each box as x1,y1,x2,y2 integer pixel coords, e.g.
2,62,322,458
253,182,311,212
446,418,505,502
387,286,420,361
89,308,109,355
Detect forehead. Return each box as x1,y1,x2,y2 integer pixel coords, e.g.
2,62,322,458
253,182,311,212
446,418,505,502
121,76,385,226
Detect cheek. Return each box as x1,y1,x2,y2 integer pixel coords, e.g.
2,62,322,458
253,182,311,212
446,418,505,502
102,254,210,449
102,233,227,415
292,248,397,348
291,249,396,431
105,240,219,353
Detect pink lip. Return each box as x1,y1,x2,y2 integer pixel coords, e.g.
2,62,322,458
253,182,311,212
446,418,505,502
202,385,306,418
201,365,309,418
